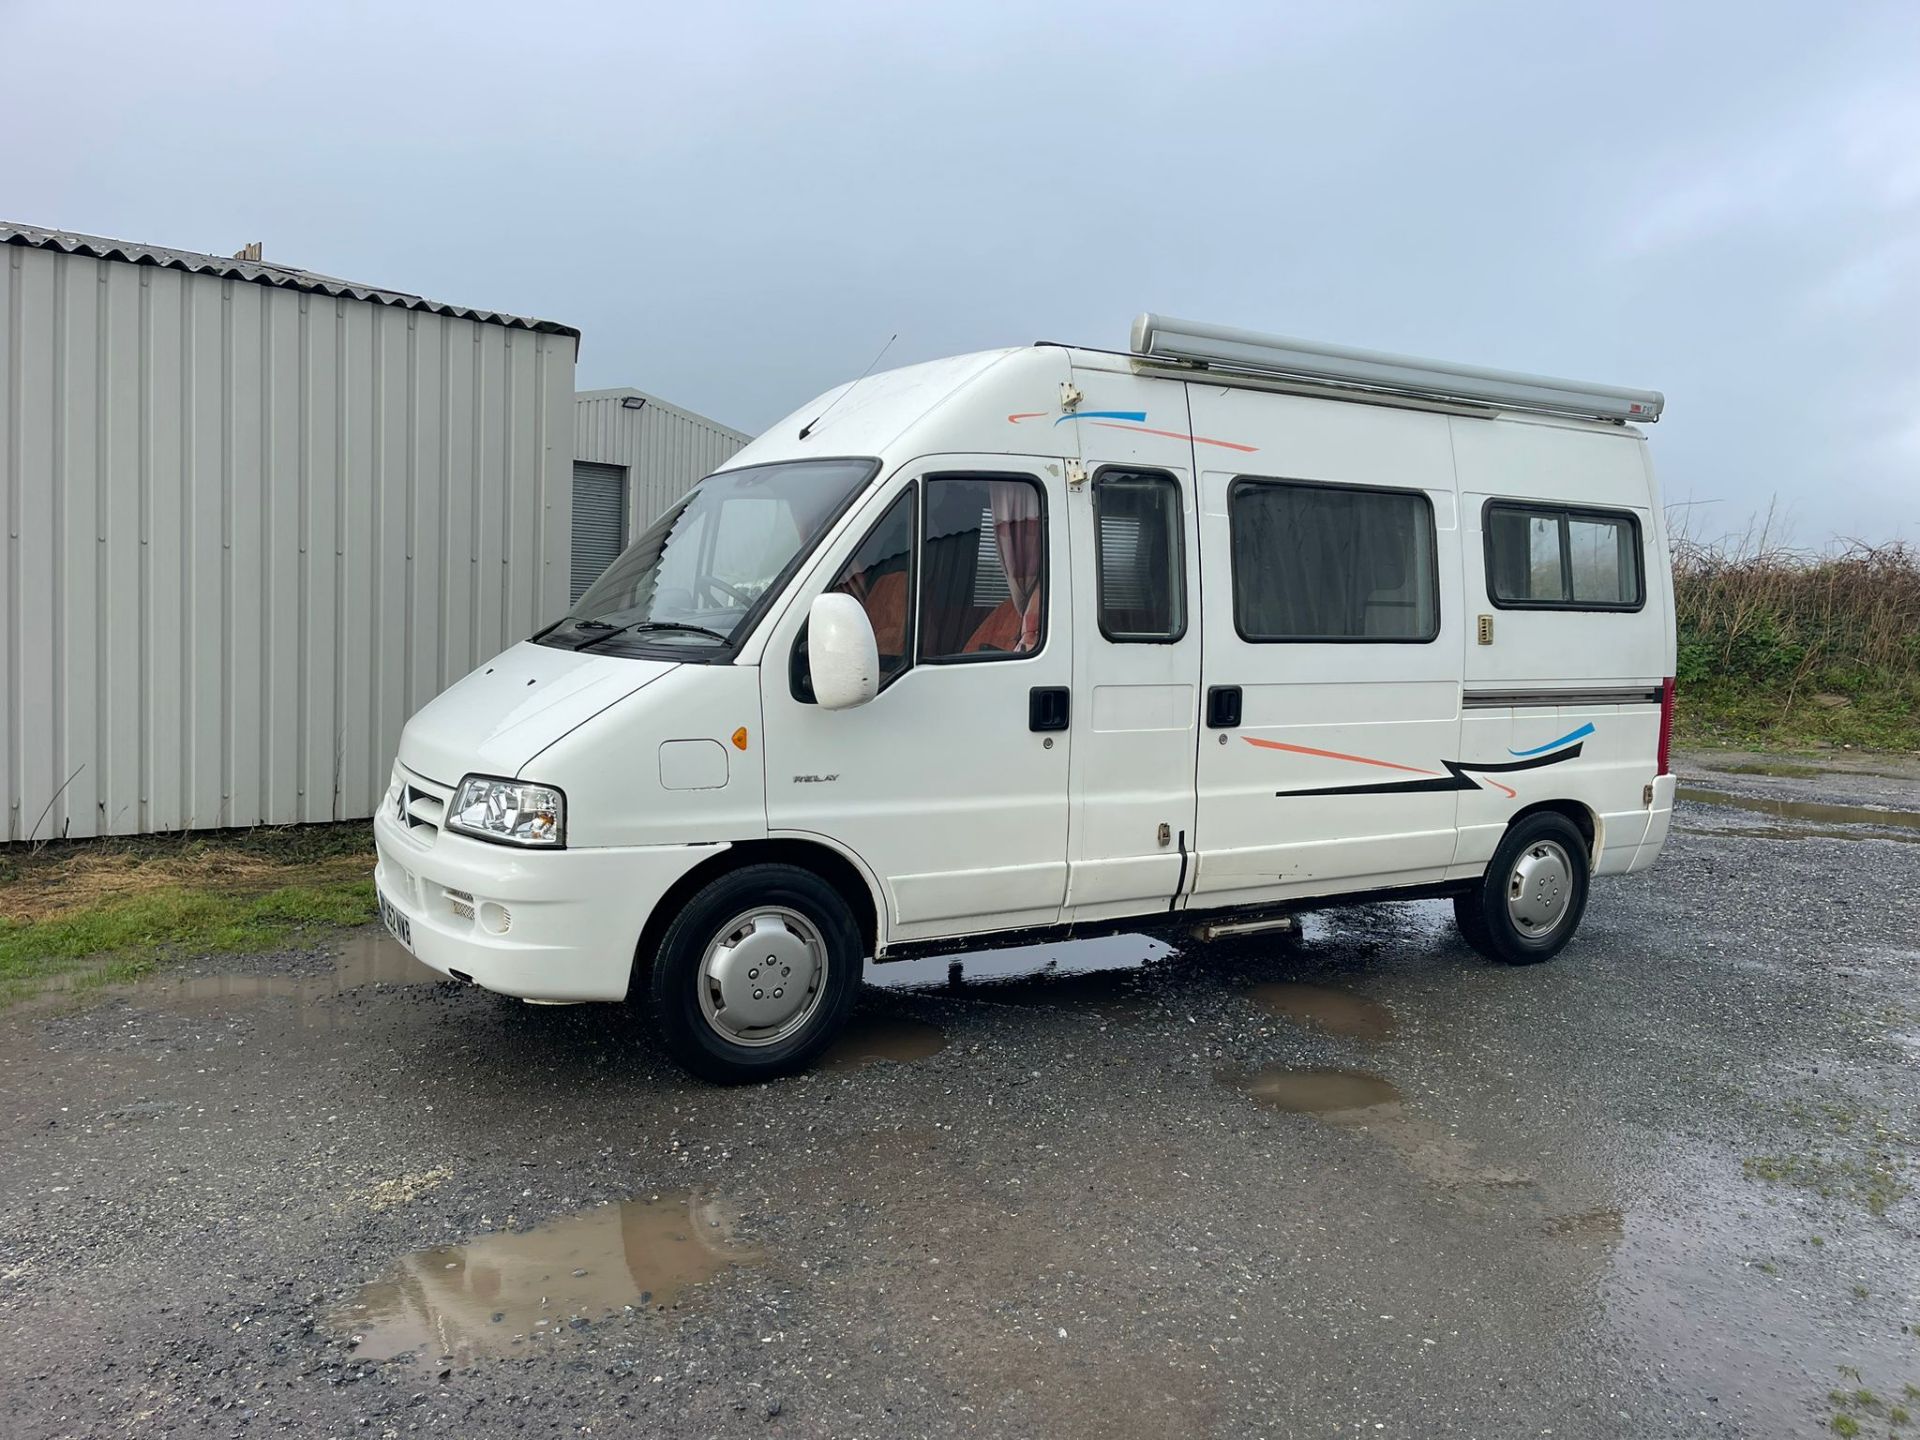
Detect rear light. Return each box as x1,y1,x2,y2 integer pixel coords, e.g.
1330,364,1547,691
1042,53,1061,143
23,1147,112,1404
1656,678,1675,776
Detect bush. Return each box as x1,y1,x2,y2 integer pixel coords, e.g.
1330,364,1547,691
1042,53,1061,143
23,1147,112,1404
1671,519,1920,751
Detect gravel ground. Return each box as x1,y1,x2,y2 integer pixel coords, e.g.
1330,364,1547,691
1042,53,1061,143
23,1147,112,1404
1,753,1916,1439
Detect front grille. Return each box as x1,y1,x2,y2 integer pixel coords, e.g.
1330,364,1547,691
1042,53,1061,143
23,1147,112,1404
392,768,455,846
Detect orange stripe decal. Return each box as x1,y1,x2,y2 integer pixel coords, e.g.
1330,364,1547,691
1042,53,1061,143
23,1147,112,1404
1089,421,1259,453
1243,736,1440,775
1006,412,1048,423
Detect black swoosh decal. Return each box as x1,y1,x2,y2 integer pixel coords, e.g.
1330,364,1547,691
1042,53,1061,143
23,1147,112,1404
1278,743,1585,798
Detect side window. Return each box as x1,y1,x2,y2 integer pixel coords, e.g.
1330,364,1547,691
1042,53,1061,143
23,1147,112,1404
827,486,916,689
919,474,1047,661
1094,470,1186,642
1229,479,1438,642
1486,502,1643,610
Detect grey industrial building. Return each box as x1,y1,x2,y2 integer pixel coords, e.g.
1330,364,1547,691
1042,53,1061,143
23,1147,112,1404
0,223,746,840
571,388,750,602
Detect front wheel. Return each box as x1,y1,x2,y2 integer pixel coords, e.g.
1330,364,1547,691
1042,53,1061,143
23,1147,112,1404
645,864,862,1083
1454,811,1590,966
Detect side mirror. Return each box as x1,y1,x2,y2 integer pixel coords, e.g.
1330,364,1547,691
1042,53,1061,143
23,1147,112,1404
807,593,880,710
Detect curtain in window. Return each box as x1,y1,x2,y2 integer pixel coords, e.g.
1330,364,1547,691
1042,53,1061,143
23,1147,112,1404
990,480,1044,653
1232,484,1430,639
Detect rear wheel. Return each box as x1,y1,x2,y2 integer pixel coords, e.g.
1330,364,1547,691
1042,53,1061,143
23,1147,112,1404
645,864,862,1083
1454,811,1590,966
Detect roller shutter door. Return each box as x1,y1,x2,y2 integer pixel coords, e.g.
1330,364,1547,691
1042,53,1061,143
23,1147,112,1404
570,462,629,603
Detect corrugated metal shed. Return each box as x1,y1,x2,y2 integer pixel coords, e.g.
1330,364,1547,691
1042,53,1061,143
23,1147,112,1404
1,223,578,840
2,223,580,338
570,388,751,593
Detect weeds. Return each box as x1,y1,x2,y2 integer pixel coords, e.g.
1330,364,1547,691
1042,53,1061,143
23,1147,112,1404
1671,513,1920,752
0,824,376,1006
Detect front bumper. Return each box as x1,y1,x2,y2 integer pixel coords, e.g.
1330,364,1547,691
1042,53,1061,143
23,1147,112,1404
372,803,726,1002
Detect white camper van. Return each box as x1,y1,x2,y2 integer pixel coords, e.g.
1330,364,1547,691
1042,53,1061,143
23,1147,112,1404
374,315,1677,1082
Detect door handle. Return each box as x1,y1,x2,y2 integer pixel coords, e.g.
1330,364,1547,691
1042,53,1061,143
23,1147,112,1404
1028,686,1071,732
1206,685,1242,729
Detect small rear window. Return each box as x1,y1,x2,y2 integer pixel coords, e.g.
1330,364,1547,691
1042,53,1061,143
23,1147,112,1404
1485,502,1643,610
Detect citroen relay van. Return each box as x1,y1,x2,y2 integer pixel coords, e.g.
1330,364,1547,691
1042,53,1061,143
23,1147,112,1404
374,314,1677,1082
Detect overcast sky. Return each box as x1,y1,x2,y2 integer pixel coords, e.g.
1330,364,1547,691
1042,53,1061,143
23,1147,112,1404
5,0,1916,545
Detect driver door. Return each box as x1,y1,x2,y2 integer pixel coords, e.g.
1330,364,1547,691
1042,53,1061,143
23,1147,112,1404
760,458,1074,945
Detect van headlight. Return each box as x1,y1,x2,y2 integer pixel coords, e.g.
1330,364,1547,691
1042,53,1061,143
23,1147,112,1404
448,776,566,849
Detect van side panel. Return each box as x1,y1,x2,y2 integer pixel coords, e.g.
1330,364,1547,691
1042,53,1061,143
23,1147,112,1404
1448,416,1667,875
1187,387,1466,902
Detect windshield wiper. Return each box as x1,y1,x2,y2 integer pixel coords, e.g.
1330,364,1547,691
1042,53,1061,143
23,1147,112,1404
574,619,730,652
627,620,730,641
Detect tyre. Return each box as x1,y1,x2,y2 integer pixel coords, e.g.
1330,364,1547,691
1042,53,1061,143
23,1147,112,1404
1453,811,1590,966
645,863,862,1083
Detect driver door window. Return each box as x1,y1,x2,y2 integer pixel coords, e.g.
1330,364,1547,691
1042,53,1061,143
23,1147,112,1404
919,475,1047,661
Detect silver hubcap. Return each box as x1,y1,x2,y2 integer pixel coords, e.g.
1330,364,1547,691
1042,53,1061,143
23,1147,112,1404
696,906,827,1047
1507,840,1573,936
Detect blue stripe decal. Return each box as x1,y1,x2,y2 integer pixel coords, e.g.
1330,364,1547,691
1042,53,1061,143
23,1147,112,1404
1053,410,1147,426
1508,722,1595,757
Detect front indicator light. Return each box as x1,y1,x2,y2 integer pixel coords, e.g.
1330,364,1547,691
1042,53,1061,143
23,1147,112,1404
448,776,566,848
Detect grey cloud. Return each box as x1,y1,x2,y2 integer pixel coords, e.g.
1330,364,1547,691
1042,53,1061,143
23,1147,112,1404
5,0,1914,541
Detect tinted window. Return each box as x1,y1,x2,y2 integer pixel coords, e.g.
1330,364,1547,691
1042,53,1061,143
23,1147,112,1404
920,475,1047,661
1486,502,1642,609
827,487,915,689
1095,471,1186,642
1229,480,1438,642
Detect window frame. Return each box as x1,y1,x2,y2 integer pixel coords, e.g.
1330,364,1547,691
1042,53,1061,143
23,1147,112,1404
1481,498,1646,613
916,470,1051,666
1092,466,1189,645
1226,475,1442,646
539,455,881,662
790,479,919,704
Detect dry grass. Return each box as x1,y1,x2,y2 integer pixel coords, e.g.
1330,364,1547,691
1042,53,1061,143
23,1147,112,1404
0,824,377,1005
1,843,370,926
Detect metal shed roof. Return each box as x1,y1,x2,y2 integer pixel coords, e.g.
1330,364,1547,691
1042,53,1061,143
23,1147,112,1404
1,221,580,339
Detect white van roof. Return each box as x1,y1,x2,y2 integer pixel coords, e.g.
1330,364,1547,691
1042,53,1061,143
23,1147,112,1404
723,318,1661,473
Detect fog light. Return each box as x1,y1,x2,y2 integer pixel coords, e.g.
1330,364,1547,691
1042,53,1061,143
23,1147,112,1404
479,901,512,935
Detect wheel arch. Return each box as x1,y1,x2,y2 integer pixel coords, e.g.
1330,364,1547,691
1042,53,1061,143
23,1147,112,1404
631,835,884,987
1505,798,1600,868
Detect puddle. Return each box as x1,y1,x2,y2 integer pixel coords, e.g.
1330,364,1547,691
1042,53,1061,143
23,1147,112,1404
867,935,1169,992
29,934,439,1021
1684,823,1920,847
1704,761,1825,780
330,1193,760,1369
1221,1065,1534,1193
823,1015,949,1069
1677,786,1920,832
139,934,437,1016
1221,1065,1401,1115
1249,982,1393,1039
868,935,1168,1021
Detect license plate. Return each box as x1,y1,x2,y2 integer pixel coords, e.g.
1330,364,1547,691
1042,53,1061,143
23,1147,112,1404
378,889,414,953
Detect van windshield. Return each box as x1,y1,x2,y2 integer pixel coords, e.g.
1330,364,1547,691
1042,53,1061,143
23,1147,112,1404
541,458,877,656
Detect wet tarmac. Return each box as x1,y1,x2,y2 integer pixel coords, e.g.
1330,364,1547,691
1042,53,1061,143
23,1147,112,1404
1219,1064,1400,1113
2,753,1916,1439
